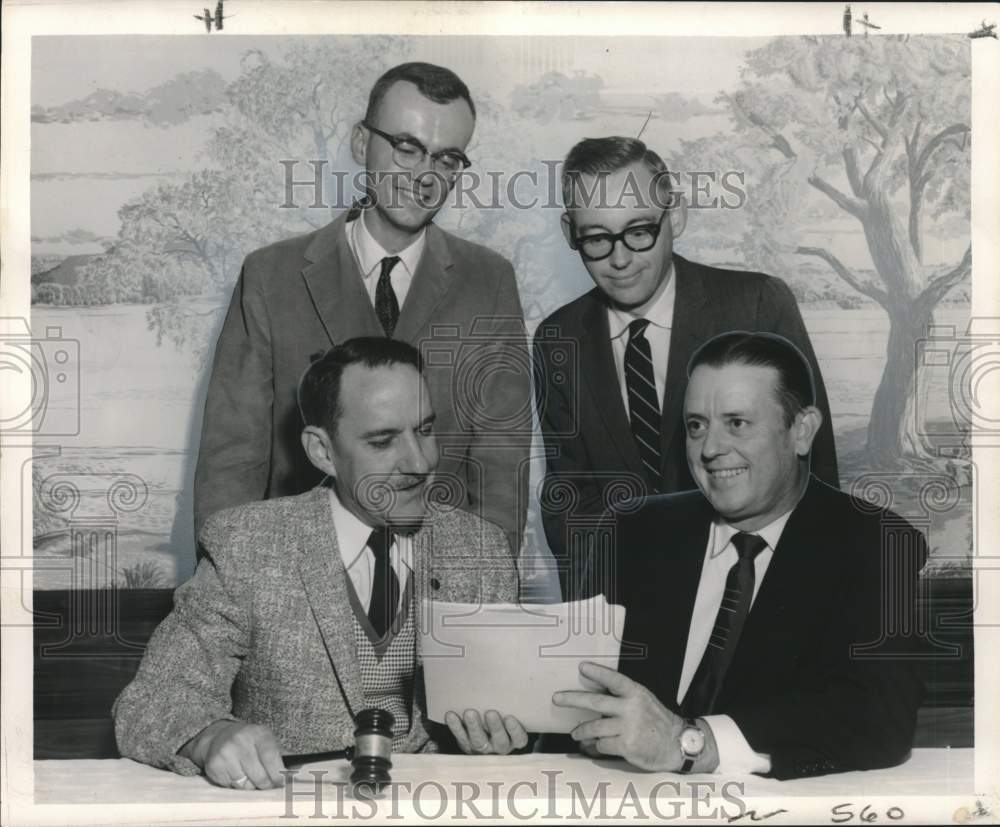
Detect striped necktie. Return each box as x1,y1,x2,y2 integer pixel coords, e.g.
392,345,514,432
624,318,661,490
375,256,401,337
682,531,769,716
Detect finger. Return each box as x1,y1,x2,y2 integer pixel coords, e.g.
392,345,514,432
595,735,624,757
503,715,530,750
463,709,491,753
483,710,511,754
579,738,602,759
204,749,246,789
445,711,473,754
579,662,637,697
571,716,620,742
552,690,620,715
236,747,271,791
255,735,287,788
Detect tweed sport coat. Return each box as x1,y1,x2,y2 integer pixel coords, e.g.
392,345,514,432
193,209,531,554
113,486,517,776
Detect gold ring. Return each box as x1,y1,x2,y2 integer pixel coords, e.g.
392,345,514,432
233,775,250,788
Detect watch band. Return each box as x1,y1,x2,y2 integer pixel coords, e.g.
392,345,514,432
678,718,700,774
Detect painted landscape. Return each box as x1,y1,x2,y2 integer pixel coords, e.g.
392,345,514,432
29,34,972,595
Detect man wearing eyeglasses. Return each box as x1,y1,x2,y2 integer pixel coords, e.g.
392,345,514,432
533,136,839,597
195,62,530,558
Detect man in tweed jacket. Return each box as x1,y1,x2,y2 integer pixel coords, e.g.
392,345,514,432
114,338,524,789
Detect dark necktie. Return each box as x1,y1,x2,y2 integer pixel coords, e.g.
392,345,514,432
375,256,401,337
682,531,769,717
624,318,661,490
367,528,400,639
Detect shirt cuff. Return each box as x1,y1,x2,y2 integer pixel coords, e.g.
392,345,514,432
702,715,771,775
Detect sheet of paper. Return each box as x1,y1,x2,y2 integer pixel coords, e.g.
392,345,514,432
420,595,626,733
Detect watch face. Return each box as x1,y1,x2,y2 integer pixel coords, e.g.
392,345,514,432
680,726,706,756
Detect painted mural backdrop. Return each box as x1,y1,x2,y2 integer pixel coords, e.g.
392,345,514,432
29,35,972,594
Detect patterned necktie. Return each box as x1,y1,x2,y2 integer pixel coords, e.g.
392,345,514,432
367,528,400,639
624,318,661,490
682,531,769,716
375,256,401,337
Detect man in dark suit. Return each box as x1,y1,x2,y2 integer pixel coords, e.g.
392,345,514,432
534,137,838,596
553,332,925,779
195,62,530,554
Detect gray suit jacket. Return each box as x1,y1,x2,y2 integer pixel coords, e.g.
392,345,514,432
193,209,531,553
113,486,517,775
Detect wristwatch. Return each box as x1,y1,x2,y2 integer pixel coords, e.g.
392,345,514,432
678,718,706,773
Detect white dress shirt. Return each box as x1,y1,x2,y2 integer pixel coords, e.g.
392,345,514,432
327,487,412,613
347,208,426,311
607,263,676,413
676,509,796,775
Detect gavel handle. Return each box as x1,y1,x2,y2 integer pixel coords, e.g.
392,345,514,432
283,748,352,768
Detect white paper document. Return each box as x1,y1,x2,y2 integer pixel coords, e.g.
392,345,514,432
420,595,626,733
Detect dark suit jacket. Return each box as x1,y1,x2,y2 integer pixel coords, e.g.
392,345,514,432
194,210,530,553
594,476,925,779
533,254,839,596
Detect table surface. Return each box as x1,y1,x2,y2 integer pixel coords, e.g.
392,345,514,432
35,748,974,806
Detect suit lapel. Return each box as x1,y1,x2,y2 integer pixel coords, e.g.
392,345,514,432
300,210,384,345
728,479,826,682
393,225,455,344
659,256,710,472
658,501,714,704
295,486,365,717
579,294,644,476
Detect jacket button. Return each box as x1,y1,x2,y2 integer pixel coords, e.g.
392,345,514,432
430,577,441,591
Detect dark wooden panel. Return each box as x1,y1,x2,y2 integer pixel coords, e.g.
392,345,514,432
33,578,975,758
912,707,974,748
35,718,118,760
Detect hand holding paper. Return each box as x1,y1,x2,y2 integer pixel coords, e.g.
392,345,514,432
421,595,626,733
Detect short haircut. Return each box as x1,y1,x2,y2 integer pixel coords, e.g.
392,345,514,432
298,337,423,435
687,331,816,427
562,136,674,209
365,62,476,123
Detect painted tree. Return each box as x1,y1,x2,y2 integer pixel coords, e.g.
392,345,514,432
701,34,970,467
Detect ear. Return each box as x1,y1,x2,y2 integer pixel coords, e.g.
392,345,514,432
792,406,823,458
667,194,688,240
302,425,338,477
560,212,577,250
350,121,368,167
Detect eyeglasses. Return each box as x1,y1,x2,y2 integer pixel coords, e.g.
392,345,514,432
362,121,471,175
573,212,669,262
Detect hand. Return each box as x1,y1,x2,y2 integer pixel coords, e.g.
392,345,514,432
445,709,529,755
552,662,686,771
179,720,286,789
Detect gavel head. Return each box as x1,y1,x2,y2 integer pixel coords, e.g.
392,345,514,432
350,708,395,795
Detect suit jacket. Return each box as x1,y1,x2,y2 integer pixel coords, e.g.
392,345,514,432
596,476,926,779
113,486,517,775
194,210,531,553
533,254,839,596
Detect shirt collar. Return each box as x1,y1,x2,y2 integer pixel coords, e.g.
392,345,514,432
351,208,426,279
327,485,379,571
607,262,676,341
711,507,795,560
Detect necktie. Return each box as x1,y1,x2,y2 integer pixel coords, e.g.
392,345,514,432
624,318,661,490
682,531,769,716
375,256,401,337
367,528,400,639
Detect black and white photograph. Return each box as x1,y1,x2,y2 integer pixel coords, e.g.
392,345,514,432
2,1,998,823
